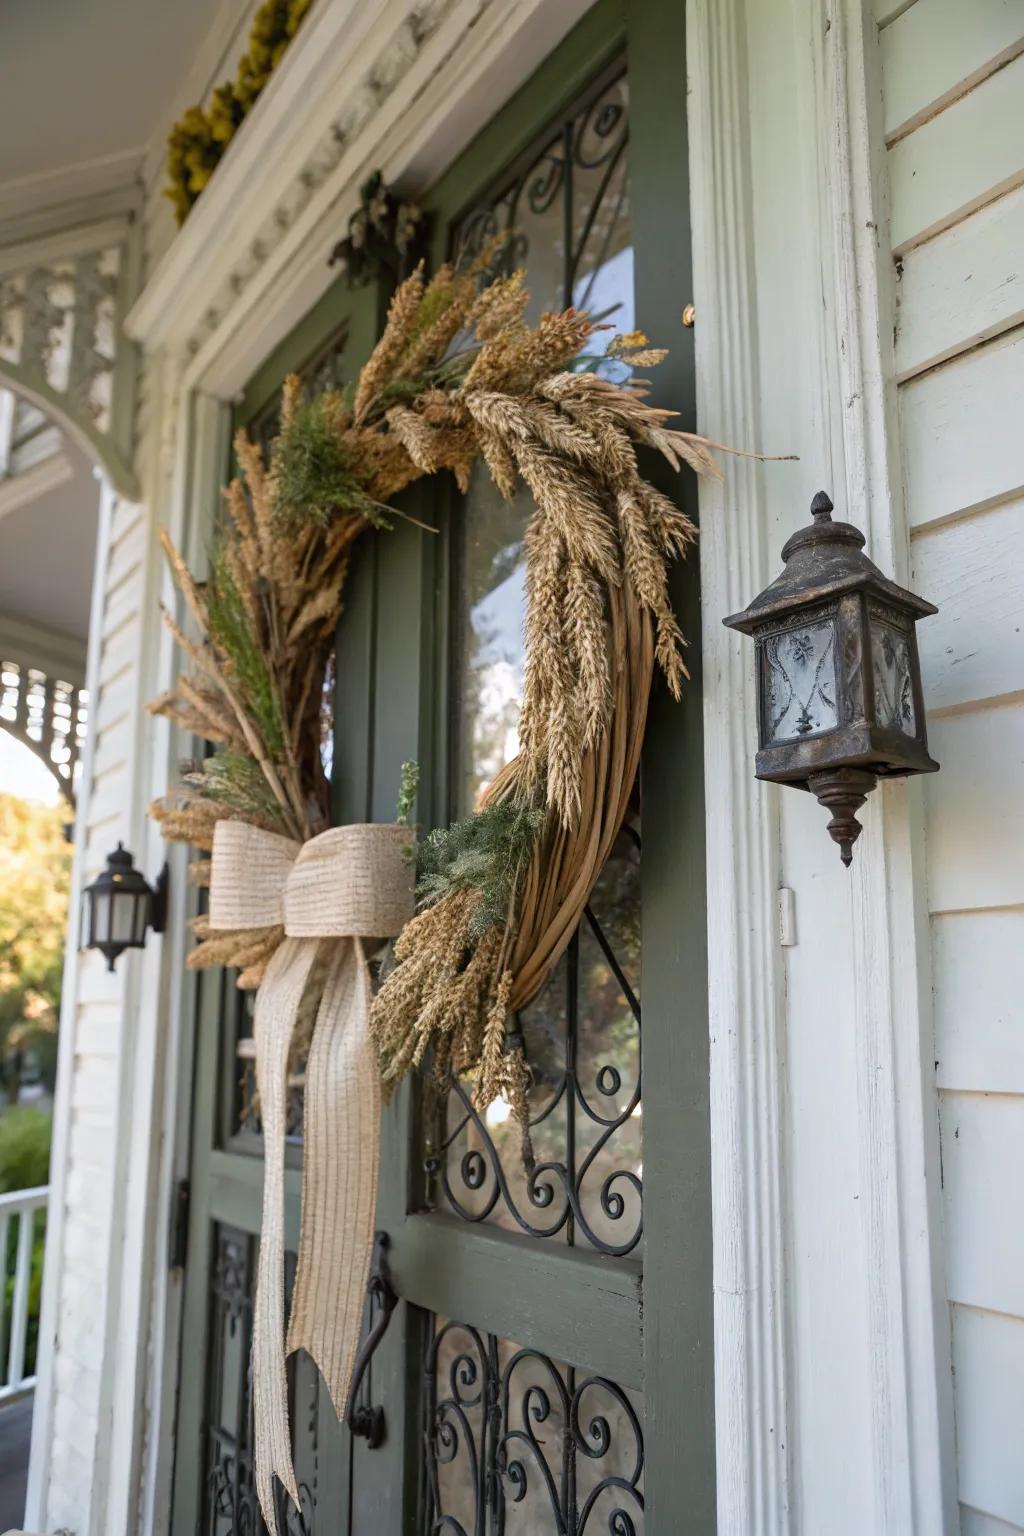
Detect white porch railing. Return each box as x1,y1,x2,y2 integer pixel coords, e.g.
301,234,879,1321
0,1185,48,1404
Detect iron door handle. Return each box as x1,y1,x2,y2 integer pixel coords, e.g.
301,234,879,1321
344,1229,398,1449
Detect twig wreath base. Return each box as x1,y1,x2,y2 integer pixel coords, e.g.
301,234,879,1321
150,249,771,1151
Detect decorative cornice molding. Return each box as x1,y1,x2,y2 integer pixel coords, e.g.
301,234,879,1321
688,0,791,1530
125,0,594,396
126,0,474,357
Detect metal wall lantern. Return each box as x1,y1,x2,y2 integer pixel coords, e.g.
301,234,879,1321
82,843,168,970
723,491,939,866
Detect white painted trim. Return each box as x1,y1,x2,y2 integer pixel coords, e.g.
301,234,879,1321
690,0,957,1528
687,1,791,1529
9,422,63,476
819,2,958,1528
0,447,73,521
0,215,134,280
0,150,143,243
95,354,194,1536
137,390,233,1536
126,0,595,393
0,388,14,475
23,472,113,1531
0,612,87,684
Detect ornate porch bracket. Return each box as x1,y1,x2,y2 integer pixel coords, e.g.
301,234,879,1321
0,653,87,807
0,219,140,499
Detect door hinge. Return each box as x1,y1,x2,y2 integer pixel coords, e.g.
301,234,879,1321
170,1178,191,1270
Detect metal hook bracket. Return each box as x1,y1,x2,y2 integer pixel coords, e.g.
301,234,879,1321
344,1230,398,1449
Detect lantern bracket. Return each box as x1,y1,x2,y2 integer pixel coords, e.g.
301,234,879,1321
152,862,169,935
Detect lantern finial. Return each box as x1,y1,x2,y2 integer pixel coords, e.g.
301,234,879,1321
810,490,834,522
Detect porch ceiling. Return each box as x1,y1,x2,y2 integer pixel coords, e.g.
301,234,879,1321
0,0,219,202
0,438,98,643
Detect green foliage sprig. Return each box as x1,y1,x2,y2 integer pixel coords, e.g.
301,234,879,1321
395,761,420,827
271,392,392,530
165,0,314,225
206,550,286,757
183,748,291,832
416,798,546,940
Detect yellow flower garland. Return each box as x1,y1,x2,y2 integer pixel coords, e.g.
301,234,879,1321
165,0,314,225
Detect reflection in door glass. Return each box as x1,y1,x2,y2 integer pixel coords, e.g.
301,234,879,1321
425,1316,645,1534
430,68,643,1257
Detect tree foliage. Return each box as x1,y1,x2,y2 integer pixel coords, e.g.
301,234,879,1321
0,792,71,1101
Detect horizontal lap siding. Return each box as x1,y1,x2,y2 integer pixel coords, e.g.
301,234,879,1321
883,2,1024,1527
44,485,152,1529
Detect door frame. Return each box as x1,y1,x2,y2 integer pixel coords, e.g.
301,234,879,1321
400,7,716,1529
163,4,716,1530
123,2,954,1533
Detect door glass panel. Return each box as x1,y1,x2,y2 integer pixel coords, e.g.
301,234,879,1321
427,66,642,1256
203,1226,321,1534
424,1316,645,1534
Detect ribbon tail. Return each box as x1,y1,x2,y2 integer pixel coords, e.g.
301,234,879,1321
287,935,382,1419
252,935,320,1536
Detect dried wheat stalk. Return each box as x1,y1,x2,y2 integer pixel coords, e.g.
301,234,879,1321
150,254,782,1151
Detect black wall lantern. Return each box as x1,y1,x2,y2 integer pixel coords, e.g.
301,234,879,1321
723,492,939,866
82,843,168,970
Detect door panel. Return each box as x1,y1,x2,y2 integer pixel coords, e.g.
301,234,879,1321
172,3,712,1532
172,301,381,1536
402,3,712,1527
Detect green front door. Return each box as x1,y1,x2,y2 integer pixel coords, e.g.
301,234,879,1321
171,5,713,1532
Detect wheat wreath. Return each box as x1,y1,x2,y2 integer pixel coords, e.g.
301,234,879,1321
150,248,777,1154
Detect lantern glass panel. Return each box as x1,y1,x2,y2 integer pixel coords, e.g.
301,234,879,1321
762,618,838,745
111,891,144,946
91,891,112,945
870,619,917,736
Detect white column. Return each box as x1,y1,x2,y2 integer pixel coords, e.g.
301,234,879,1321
688,0,791,1530
688,0,957,1530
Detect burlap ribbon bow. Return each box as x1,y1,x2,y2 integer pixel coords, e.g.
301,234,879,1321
209,819,414,1535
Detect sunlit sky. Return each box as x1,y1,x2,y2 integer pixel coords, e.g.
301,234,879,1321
0,730,61,805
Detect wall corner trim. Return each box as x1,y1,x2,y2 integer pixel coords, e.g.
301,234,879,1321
820,2,959,1530
687,0,792,1530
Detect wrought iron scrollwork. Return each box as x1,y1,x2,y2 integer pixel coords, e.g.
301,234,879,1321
426,825,643,1258
452,67,629,306
203,1226,318,1535
439,62,640,1258
424,1320,645,1534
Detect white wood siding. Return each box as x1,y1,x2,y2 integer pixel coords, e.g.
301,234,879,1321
881,1,1024,1527
39,487,152,1534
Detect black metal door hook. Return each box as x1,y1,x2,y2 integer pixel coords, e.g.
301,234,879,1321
344,1230,399,1449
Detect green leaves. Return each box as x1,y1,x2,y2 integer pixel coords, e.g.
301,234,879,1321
395,760,420,826
205,550,284,756
272,393,356,525
416,797,546,939
183,748,290,832
272,392,392,529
